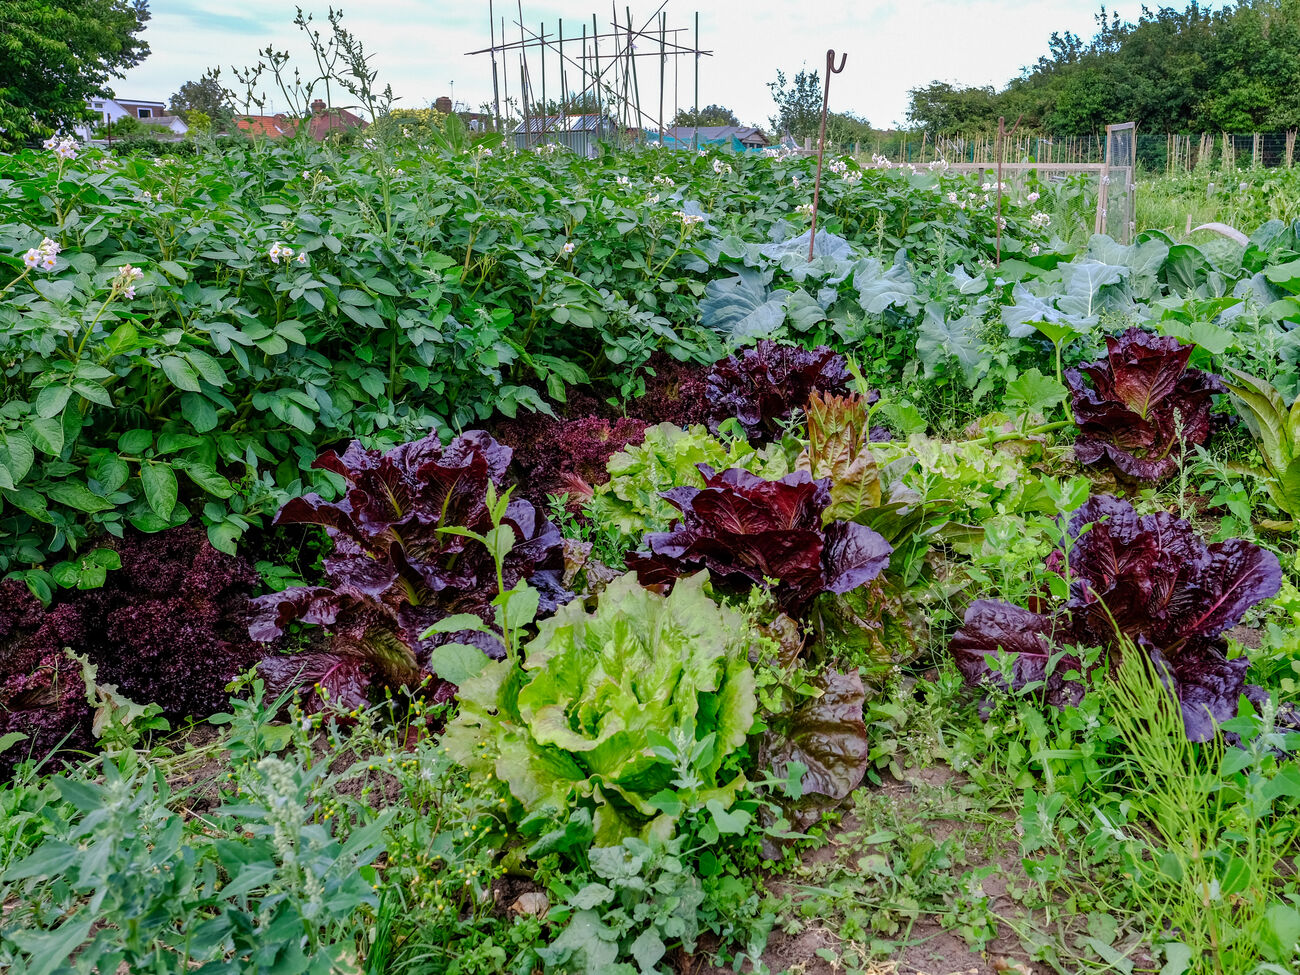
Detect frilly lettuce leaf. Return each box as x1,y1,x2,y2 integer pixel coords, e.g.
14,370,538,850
443,571,757,846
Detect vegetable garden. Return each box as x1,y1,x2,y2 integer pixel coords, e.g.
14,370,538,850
5,130,1300,975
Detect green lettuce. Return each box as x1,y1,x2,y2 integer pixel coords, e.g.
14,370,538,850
590,423,791,540
868,434,1045,554
443,571,757,846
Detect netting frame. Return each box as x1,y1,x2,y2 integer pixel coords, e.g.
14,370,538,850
1097,122,1137,243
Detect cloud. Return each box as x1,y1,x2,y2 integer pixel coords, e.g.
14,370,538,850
171,8,265,36
117,1,1227,128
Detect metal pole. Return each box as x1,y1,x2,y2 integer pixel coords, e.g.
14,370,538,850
996,116,1005,265
592,14,601,123
809,49,847,262
693,11,699,151
518,1,530,146
628,7,643,141
490,0,501,132
657,13,665,143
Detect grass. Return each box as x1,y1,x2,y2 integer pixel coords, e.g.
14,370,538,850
1138,165,1300,238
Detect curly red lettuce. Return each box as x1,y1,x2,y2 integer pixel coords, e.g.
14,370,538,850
0,582,94,778
249,431,571,710
706,341,857,439
628,466,892,616
1067,328,1224,483
1,528,266,778
951,495,1281,740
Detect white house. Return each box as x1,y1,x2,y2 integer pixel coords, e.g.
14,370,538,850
75,98,189,140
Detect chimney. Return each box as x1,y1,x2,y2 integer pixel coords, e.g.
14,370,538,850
311,99,326,114
435,96,453,114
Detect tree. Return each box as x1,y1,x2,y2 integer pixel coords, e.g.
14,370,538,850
902,0,1300,137
768,68,822,141
169,69,233,126
92,114,145,139
0,0,151,149
906,81,999,135
825,111,873,149
672,104,740,127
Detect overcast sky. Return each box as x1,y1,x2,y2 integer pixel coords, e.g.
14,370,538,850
119,1,1212,128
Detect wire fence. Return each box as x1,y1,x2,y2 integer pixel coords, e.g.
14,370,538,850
857,130,1300,173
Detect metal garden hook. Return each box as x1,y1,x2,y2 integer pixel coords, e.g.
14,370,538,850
809,49,847,261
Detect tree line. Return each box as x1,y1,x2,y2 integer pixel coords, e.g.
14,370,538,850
907,1,1300,137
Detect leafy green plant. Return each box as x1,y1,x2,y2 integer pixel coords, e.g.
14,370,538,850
444,571,757,846
1224,367,1300,526
0,751,389,975
1099,640,1300,975
952,494,1282,741
539,836,707,973
589,423,790,540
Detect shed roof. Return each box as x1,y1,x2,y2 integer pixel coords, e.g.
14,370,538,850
662,126,768,145
512,114,612,135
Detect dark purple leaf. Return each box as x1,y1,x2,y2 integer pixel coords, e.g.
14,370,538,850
759,668,869,829
630,466,890,615
253,431,573,708
258,652,375,712
1060,496,1280,650
1066,328,1224,484
706,341,853,439
951,495,1282,742
1,528,266,778
1184,538,1284,641
1148,645,1250,742
949,600,1085,708
821,521,894,595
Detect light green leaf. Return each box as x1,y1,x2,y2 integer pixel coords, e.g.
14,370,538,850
46,481,113,513
26,416,65,454
71,381,113,408
118,428,153,454
916,308,986,387
1004,368,1067,415
177,462,234,499
422,613,491,636
428,643,489,686
706,797,752,835
0,432,34,483
180,393,219,433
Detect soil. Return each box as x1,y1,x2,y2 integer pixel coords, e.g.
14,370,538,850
697,763,1046,975
160,722,228,815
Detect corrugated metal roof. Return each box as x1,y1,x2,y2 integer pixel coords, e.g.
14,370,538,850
663,126,768,144
512,114,612,134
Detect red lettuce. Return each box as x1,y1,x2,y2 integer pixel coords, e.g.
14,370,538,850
87,527,265,717
706,341,857,439
491,413,649,509
0,582,93,778
629,466,892,616
1067,328,1224,483
951,495,1281,740
249,431,571,710
0,527,264,777
758,666,871,830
